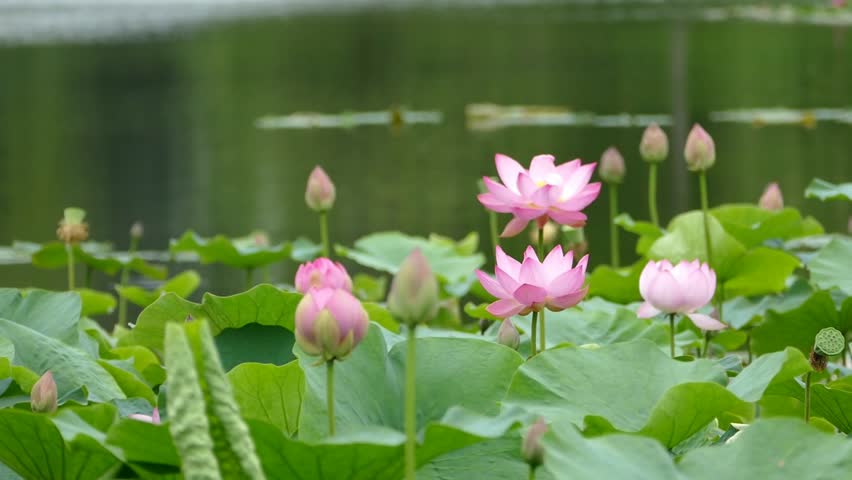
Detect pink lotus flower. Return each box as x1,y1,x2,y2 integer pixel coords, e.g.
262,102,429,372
476,245,589,318
129,408,161,424
637,260,726,331
295,258,353,294
478,154,601,237
295,288,369,361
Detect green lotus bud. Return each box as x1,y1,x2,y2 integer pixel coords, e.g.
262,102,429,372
684,124,716,172
31,371,58,414
387,249,440,326
56,207,89,244
639,123,669,163
496,319,520,350
521,417,548,468
599,147,625,184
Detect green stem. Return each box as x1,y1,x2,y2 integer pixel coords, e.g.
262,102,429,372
528,465,537,480
245,268,254,291
118,236,140,327
804,371,812,424
263,267,271,284
66,243,75,290
488,211,500,253
539,310,547,354
609,185,620,268
702,330,711,358
648,163,660,227
537,227,546,353
529,311,538,358
746,332,753,364
327,360,336,436
85,265,93,288
698,172,714,268
319,210,330,258
669,313,676,358
405,326,417,480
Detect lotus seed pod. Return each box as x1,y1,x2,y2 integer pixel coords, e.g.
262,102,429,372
639,123,669,163
305,166,336,212
496,319,520,350
130,221,144,239
814,327,845,356
599,147,626,184
684,124,716,172
521,417,548,468
31,371,58,414
56,207,89,243
758,183,784,211
529,221,559,246
387,249,440,326
809,349,828,372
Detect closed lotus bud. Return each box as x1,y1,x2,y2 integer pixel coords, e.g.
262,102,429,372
31,371,58,414
56,207,89,244
130,221,144,239
759,183,784,211
521,417,548,468
305,166,336,212
387,249,440,326
496,319,520,350
684,124,716,172
295,258,353,294
639,123,669,163
599,147,626,184
129,407,161,424
295,288,369,361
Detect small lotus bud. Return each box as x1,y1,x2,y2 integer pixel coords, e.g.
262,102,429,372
529,221,559,246
521,417,548,468
129,407,161,424
295,288,369,361
295,258,353,294
684,124,716,172
252,230,270,247
759,183,784,211
31,371,58,413
599,147,626,184
130,221,144,239
496,319,520,350
305,166,336,212
56,207,89,244
387,249,440,326
639,123,669,163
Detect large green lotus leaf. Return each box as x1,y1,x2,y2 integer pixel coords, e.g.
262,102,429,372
227,362,304,437
723,279,813,329
419,435,554,480
115,270,201,308
808,237,852,295
76,288,117,317
98,359,156,404
586,261,643,304
0,336,13,359
751,291,850,356
335,231,485,295
805,178,852,202
613,213,664,256
648,211,747,279
679,418,852,478
503,340,738,447
711,205,823,248
0,289,81,346
727,348,812,403
298,323,523,441
0,319,124,402
0,409,121,480
722,247,800,298
28,241,166,279
109,345,166,386
170,230,292,269
765,379,852,433
105,419,180,467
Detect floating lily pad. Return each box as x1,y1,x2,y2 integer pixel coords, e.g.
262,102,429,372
22,241,167,279
805,178,852,202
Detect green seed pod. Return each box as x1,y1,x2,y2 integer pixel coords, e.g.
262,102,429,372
814,327,845,356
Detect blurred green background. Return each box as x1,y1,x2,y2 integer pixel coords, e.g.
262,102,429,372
0,1,849,293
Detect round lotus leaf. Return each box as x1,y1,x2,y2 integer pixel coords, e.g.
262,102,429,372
814,327,845,356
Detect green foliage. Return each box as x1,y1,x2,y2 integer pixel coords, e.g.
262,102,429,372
170,231,292,269
751,291,852,356
228,362,304,436
116,270,201,308
586,261,643,303
805,178,852,202
23,241,167,279
808,237,852,295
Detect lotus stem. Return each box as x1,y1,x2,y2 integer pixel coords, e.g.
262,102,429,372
669,313,676,358
489,210,500,253
528,465,536,480
65,243,75,290
609,185,620,268
537,227,546,353
319,210,330,258
326,360,336,436
530,311,538,358
118,235,140,327
804,371,812,424
648,163,660,227
245,268,254,291
746,333,753,364
698,172,714,271
702,330,711,358
404,326,417,480
85,265,93,288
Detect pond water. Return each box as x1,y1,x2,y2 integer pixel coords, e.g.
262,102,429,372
0,1,849,293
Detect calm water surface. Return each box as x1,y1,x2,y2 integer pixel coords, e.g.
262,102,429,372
0,1,849,294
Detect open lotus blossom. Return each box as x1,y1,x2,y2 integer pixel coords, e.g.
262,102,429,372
295,257,353,293
476,245,589,318
637,260,726,331
478,154,601,237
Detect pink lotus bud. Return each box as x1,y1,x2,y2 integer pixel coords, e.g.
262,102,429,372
295,288,369,361
129,407,161,424
31,371,58,413
684,124,716,172
496,319,520,350
305,166,336,212
599,147,626,184
521,417,548,467
639,123,669,163
130,221,144,239
759,182,784,211
295,258,353,294
387,249,440,326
